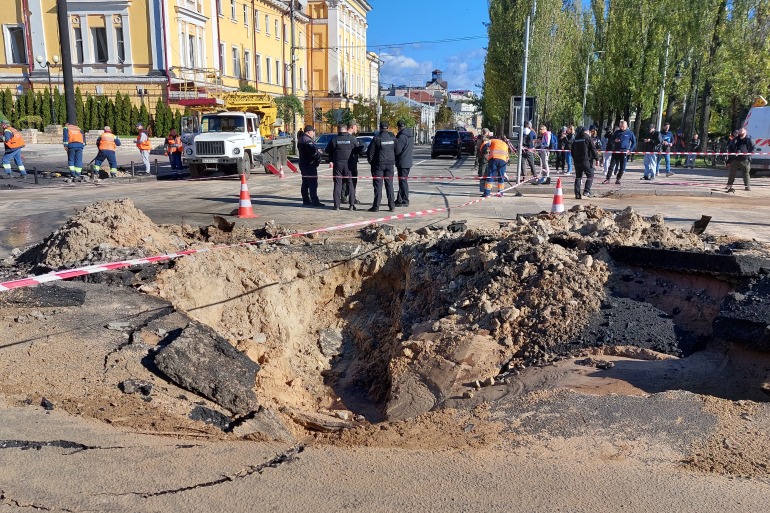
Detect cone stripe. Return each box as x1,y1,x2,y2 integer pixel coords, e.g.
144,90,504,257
551,178,565,214
236,174,258,218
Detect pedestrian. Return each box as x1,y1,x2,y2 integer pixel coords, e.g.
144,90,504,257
571,126,599,199
1,120,27,179
297,125,324,207
673,131,687,167
537,125,551,184
366,121,397,212
394,119,414,207
326,123,360,210
603,120,636,184
520,121,537,180
135,122,151,175
602,125,614,177
589,125,603,170
483,135,509,197
341,119,362,205
640,124,660,180
658,122,674,176
555,127,567,171
564,125,575,175
725,127,755,192
92,126,122,180
476,129,491,193
164,128,183,178
685,133,700,168
62,122,85,180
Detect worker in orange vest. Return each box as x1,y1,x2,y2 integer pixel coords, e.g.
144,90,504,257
164,128,182,178
483,135,509,197
63,122,86,180
92,126,122,180
1,120,27,179
135,122,151,175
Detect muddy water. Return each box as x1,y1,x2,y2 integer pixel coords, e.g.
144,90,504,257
0,211,63,258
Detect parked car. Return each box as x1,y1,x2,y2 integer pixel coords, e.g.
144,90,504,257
315,133,337,162
459,131,476,155
431,130,462,159
356,136,373,159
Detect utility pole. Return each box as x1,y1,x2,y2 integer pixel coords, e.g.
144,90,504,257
517,0,535,183
375,58,382,129
56,0,77,124
290,0,296,96
656,31,671,131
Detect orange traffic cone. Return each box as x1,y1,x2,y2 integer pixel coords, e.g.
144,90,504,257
278,164,285,179
233,174,258,218
551,177,564,214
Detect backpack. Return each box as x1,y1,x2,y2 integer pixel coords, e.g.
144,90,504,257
549,132,558,150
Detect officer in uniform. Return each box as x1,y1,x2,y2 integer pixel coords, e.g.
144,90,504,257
325,123,360,210
93,126,122,180
394,119,414,206
63,122,86,180
366,121,397,212
341,118,362,205
1,120,27,179
297,125,324,207
571,126,600,199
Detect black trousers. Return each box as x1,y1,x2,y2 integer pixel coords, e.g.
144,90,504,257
332,161,355,208
372,164,394,210
396,166,410,204
300,163,319,204
574,161,594,195
342,161,358,199
555,150,565,170
608,153,628,180
520,150,536,178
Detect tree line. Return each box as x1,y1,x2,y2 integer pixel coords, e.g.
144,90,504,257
0,88,186,137
482,0,770,147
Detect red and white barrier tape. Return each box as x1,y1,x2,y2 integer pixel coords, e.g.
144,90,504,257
0,180,532,292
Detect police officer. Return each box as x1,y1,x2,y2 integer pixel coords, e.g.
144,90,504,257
1,120,27,179
326,123,360,210
571,126,599,199
93,126,122,180
63,122,86,180
341,118,362,205
367,121,397,212
725,127,755,192
298,125,324,207
394,119,414,206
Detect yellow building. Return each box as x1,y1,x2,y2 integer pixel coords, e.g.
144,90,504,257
0,1,318,122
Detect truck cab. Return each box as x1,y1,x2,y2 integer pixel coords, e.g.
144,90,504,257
182,112,262,178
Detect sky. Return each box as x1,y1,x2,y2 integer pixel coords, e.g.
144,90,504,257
365,0,489,94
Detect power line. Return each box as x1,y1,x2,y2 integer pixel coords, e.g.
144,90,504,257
302,35,487,51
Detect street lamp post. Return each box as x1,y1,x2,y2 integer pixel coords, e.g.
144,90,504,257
581,50,604,127
35,54,59,124
656,32,671,131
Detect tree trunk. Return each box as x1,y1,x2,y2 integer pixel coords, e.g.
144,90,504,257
633,104,643,139
699,0,728,152
664,94,675,125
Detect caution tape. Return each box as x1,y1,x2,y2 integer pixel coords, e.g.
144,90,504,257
0,180,533,292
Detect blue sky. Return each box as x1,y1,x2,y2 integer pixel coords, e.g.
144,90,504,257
366,0,489,93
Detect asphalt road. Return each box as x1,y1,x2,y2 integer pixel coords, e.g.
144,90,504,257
1,145,769,259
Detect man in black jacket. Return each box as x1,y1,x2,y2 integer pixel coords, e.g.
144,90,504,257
341,118,362,205
297,125,324,207
326,124,361,210
394,119,414,206
571,126,599,199
367,121,397,212
725,127,755,192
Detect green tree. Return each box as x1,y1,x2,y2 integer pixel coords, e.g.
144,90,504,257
41,89,52,126
350,96,377,131
274,94,305,133
435,100,454,129
138,102,150,134
239,84,258,92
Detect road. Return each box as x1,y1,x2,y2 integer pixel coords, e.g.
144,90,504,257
1,145,768,259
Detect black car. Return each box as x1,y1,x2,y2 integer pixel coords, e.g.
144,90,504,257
459,131,476,155
356,136,373,159
315,133,337,162
431,130,462,159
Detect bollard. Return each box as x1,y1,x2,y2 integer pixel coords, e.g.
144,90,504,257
33,167,38,185
154,159,158,176
131,161,135,176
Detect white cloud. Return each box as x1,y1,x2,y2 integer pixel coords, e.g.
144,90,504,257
377,48,486,93
380,51,434,88
442,48,486,92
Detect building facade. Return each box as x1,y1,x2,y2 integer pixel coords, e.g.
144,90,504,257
0,0,375,129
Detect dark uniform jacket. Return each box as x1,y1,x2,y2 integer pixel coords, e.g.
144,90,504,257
640,130,661,153
571,134,599,166
298,133,321,167
367,130,397,166
727,135,755,163
326,132,359,164
395,128,414,168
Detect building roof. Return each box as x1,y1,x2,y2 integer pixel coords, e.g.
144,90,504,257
407,91,439,104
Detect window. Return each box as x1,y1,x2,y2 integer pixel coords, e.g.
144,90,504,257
217,0,223,16
219,43,225,74
265,15,270,35
230,0,236,20
275,59,281,86
232,46,240,77
4,25,27,64
188,34,196,67
283,23,288,43
266,57,272,83
244,50,251,79
116,27,125,63
285,63,290,88
254,9,260,31
299,67,304,90
274,20,279,39
243,5,248,26
73,27,84,64
91,27,108,63
255,53,262,82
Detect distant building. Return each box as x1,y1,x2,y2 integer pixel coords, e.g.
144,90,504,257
448,90,481,130
382,95,435,144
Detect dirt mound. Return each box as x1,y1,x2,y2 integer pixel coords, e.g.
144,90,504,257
19,199,185,269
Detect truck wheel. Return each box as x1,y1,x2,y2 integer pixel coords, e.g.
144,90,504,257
237,157,249,178
188,164,203,178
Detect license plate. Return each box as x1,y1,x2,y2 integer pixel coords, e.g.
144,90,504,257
442,141,450,144
201,158,218,164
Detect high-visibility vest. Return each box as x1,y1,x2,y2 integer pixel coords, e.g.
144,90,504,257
488,139,509,161
67,126,84,144
166,135,181,152
98,132,117,151
136,131,151,151
4,127,25,149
